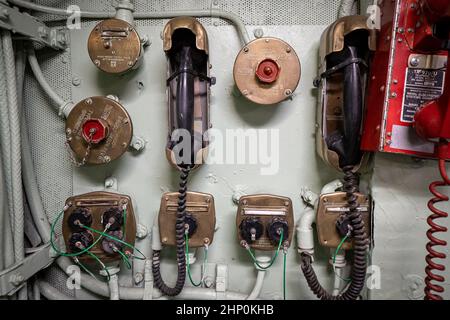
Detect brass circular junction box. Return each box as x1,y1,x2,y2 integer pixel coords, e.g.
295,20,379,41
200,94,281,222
65,96,133,165
233,37,301,105
87,18,142,74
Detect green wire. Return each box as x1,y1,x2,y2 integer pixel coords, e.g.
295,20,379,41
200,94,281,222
50,209,105,257
80,224,147,260
332,234,352,283
283,249,287,300
74,257,98,281
116,249,132,269
332,234,349,264
86,251,111,281
185,233,203,287
246,229,284,270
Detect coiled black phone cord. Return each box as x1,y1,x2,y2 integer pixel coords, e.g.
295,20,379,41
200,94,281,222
300,165,369,300
152,165,191,296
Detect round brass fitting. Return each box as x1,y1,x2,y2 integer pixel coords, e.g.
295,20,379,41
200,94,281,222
65,96,133,165
87,18,142,74
233,37,301,105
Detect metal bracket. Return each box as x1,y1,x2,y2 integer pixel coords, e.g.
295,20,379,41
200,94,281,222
0,2,68,50
0,243,54,296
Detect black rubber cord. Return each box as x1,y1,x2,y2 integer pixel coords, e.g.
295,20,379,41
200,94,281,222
300,166,369,300
152,165,191,296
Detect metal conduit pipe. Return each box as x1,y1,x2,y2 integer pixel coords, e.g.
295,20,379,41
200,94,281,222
37,280,73,300
57,254,256,300
27,48,73,118
246,271,266,300
0,149,6,270
0,39,14,230
7,0,251,44
338,0,358,18
115,0,135,25
2,30,27,299
15,45,51,243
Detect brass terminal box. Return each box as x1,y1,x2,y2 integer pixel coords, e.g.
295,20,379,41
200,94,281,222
233,37,301,105
88,18,143,74
65,96,133,166
158,191,216,248
236,194,294,251
62,192,137,264
316,191,372,250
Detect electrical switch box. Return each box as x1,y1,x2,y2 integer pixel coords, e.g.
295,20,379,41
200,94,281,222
62,192,137,263
316,191,372,249
236,194,294,251
361,0,450,160
158,191,216,248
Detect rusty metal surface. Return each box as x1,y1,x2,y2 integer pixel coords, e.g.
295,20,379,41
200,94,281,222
62,192,137,264
88,18,142,74
236,194,294,251
233,37,301,105
316,191,371,250
65,96,133,165
158,191,216,248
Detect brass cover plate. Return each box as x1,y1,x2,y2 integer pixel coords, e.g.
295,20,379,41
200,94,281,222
62,192,137,264
316,191,372,250
159,191,216,248
65,96,133,165
236,194,294,251
163,16,209,54
233,37,301,105
88,18,142,74
316,15,376,173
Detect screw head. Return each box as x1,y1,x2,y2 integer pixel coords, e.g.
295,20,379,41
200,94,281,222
410,57,420,67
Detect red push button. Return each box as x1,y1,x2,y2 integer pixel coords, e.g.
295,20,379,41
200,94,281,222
255,59,280,84
82,119,109,144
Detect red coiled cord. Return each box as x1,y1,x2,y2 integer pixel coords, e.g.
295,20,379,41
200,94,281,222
424,143,450,300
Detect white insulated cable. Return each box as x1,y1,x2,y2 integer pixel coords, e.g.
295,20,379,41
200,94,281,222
8,0,250,44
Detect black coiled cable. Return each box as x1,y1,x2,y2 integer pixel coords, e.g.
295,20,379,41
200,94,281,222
152,165,191,296
300,165,369,300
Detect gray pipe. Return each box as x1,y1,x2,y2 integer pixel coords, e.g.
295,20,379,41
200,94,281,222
8,0,250,44
0,37,15,271
38,280,73,300
2,30,26,300
0,38,13,228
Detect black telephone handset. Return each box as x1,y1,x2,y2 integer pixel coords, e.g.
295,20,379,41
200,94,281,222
325,41,364,169
302,25,371,301
166,28,212,168
153,18,213,297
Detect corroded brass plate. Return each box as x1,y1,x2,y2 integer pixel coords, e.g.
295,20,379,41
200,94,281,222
88,18,142,74
233,37,301,105
236,194,294,251
316,191,372,250
65,96,133,165
159,191,216,248
62,192,137,264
